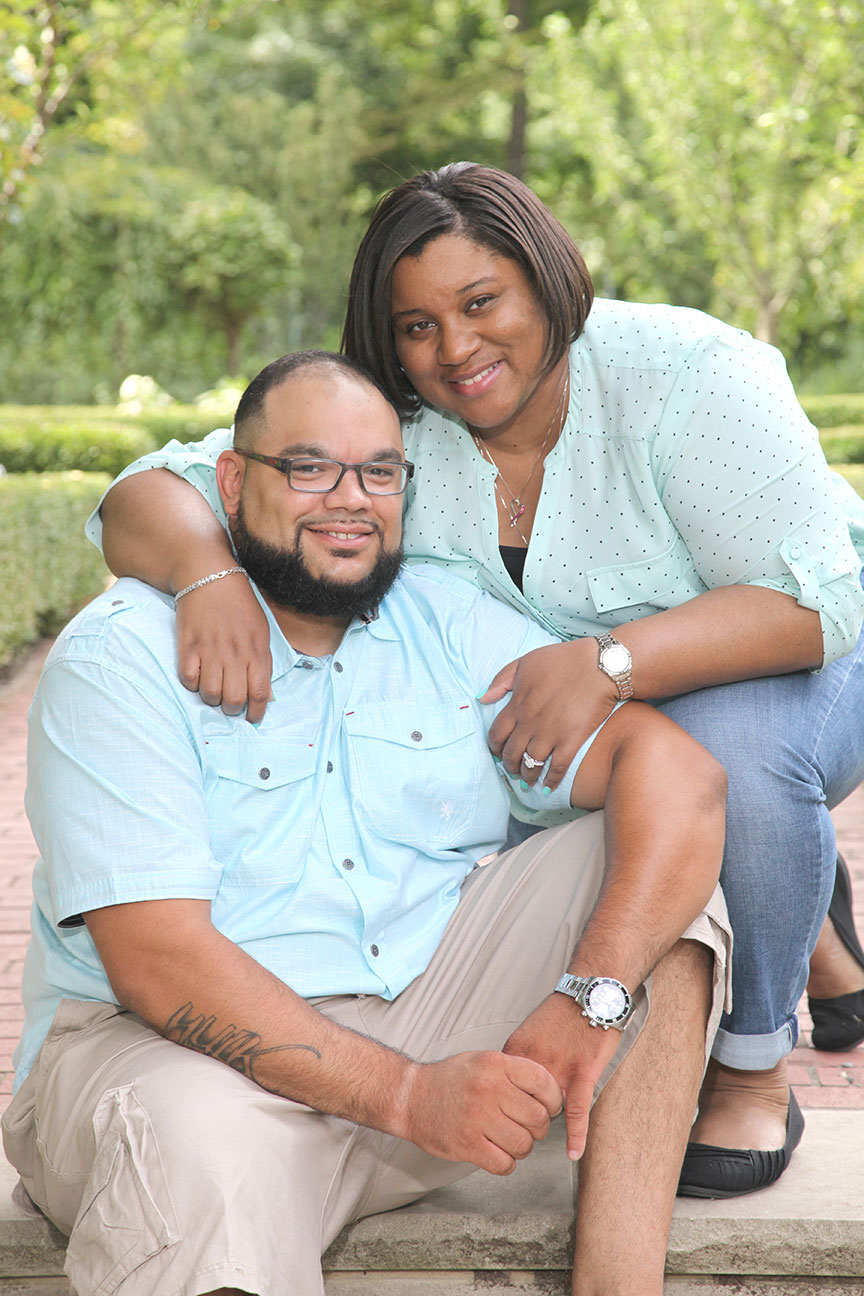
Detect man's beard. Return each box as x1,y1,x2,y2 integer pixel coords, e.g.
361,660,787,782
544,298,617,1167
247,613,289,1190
232,500,404,620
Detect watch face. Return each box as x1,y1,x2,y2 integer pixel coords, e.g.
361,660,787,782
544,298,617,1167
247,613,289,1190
601,644,630,675
586,979,630,1022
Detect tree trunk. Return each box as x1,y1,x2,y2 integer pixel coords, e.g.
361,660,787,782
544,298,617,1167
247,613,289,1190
508,87,527,180
226,318,242,377
507,0,527,179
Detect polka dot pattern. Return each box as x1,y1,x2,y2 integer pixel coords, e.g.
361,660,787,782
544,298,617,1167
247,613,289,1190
401,299,864,663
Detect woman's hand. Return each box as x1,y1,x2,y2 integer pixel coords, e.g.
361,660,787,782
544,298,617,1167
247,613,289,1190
479,638,620,790
176,576,273,723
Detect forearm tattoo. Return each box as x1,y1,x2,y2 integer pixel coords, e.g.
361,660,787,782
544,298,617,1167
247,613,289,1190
164,1002,321,1081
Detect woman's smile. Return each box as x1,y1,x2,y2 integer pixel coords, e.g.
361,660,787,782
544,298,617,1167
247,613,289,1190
390,232,566,445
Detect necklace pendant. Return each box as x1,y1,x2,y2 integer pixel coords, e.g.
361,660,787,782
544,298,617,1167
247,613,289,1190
509,502,526,526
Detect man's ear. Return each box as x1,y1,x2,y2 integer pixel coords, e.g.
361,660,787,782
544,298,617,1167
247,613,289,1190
217,450,245,518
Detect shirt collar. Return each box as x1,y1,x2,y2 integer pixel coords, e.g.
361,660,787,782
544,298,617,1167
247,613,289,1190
251,581,400,680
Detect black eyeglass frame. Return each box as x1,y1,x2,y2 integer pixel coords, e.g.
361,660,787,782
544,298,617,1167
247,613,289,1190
235,448,415,495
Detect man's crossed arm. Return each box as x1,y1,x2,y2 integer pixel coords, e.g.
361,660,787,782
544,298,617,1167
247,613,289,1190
85,702,726,1174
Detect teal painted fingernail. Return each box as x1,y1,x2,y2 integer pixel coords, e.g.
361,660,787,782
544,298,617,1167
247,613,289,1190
542,785,552,797
520,779,529,790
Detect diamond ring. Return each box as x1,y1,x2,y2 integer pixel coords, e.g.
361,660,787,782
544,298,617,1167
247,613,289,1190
521,751,545,770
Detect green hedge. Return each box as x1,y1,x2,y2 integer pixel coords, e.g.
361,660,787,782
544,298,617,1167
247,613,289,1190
0,472,110,672
124,406,232,441
801,394,864,428
833,463,864,498
0,418,157,476
819,426,864,465
0,405,231,476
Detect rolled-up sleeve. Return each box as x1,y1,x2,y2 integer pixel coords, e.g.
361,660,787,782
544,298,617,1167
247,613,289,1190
654,334,864,664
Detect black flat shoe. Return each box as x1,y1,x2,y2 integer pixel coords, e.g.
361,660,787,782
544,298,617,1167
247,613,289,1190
810,987,864,1052
677,1089,804,1199
808,853,864,1052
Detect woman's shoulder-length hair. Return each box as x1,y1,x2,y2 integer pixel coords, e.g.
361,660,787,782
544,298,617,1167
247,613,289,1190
342,162,594,418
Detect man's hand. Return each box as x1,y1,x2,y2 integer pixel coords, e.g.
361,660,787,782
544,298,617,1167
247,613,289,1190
397,1051,562,1176
503,994,621,1162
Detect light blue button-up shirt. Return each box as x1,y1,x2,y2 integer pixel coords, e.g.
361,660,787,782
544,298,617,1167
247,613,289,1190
16,566,606,1088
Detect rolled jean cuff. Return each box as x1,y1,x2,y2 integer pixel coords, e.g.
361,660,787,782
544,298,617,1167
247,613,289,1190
711,1017,798,1070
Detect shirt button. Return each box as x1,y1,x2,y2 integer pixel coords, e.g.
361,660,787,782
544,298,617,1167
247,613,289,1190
370,944,379,957
111,599,124,606
298,659,314,670
410,731,423,742
259,767,270,780
342,858,354,870
333,661,343,673
326,761,334,773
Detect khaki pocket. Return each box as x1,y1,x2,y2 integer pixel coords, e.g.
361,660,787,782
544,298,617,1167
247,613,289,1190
65,1085,180,1294
1,1071,40,1203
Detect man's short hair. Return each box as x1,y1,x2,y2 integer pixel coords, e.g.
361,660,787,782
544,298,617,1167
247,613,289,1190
233,350,391,449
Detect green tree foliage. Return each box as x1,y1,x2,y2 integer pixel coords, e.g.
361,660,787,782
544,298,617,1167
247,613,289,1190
0,0,212,229
538,0,864,351
171,187,295,374
0,153,295,400
0,0,861,400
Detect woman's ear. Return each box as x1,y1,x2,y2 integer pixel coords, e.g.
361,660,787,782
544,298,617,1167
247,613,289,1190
216,450,245,518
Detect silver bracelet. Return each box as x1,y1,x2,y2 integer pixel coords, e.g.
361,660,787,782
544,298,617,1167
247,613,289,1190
174,567,247,605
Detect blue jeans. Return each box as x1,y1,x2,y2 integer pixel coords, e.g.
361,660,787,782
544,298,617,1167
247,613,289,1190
657,622,864,1068
505,621,864,1070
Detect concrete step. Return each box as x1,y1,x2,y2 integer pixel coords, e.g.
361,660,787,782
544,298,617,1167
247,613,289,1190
2,1112,863,1293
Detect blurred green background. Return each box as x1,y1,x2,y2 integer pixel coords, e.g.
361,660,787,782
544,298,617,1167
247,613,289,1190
3,0,863,400
1,0,863,668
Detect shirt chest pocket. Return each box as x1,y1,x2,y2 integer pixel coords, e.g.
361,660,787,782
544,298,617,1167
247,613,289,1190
343,701,483,848
203,736,318,884
586,537,703,618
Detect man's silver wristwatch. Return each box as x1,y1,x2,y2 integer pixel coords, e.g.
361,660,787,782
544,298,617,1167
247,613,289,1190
595,632,633,700
554,973,634,1031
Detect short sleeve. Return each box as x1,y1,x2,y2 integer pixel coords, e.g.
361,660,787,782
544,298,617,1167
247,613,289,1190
85,428,232,552
27,643,221,925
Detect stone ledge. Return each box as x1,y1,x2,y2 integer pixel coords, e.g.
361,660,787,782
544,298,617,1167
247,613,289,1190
3,1112,863,1286
4,1277,864,1296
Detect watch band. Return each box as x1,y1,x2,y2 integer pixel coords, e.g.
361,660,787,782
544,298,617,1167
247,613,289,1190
595,631,634,701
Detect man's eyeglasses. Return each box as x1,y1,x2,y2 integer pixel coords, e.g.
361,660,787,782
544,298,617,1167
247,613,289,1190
235,449,414,496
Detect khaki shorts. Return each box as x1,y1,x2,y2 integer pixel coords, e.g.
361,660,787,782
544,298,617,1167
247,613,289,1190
2,813,730,1296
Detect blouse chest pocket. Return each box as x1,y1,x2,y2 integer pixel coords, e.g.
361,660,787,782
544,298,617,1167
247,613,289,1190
344,700,483,848
203,735,318,884
586,537,703,618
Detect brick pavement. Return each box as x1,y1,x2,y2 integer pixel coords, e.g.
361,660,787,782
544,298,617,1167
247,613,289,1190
1,638,863,1113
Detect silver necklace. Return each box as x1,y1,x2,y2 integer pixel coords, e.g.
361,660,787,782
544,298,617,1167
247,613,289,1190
470,368,570,546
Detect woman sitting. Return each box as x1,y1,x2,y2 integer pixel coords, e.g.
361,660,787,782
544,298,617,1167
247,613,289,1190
95,162,864,1198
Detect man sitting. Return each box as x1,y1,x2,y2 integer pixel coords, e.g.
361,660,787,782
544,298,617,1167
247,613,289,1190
3,351,730,1296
